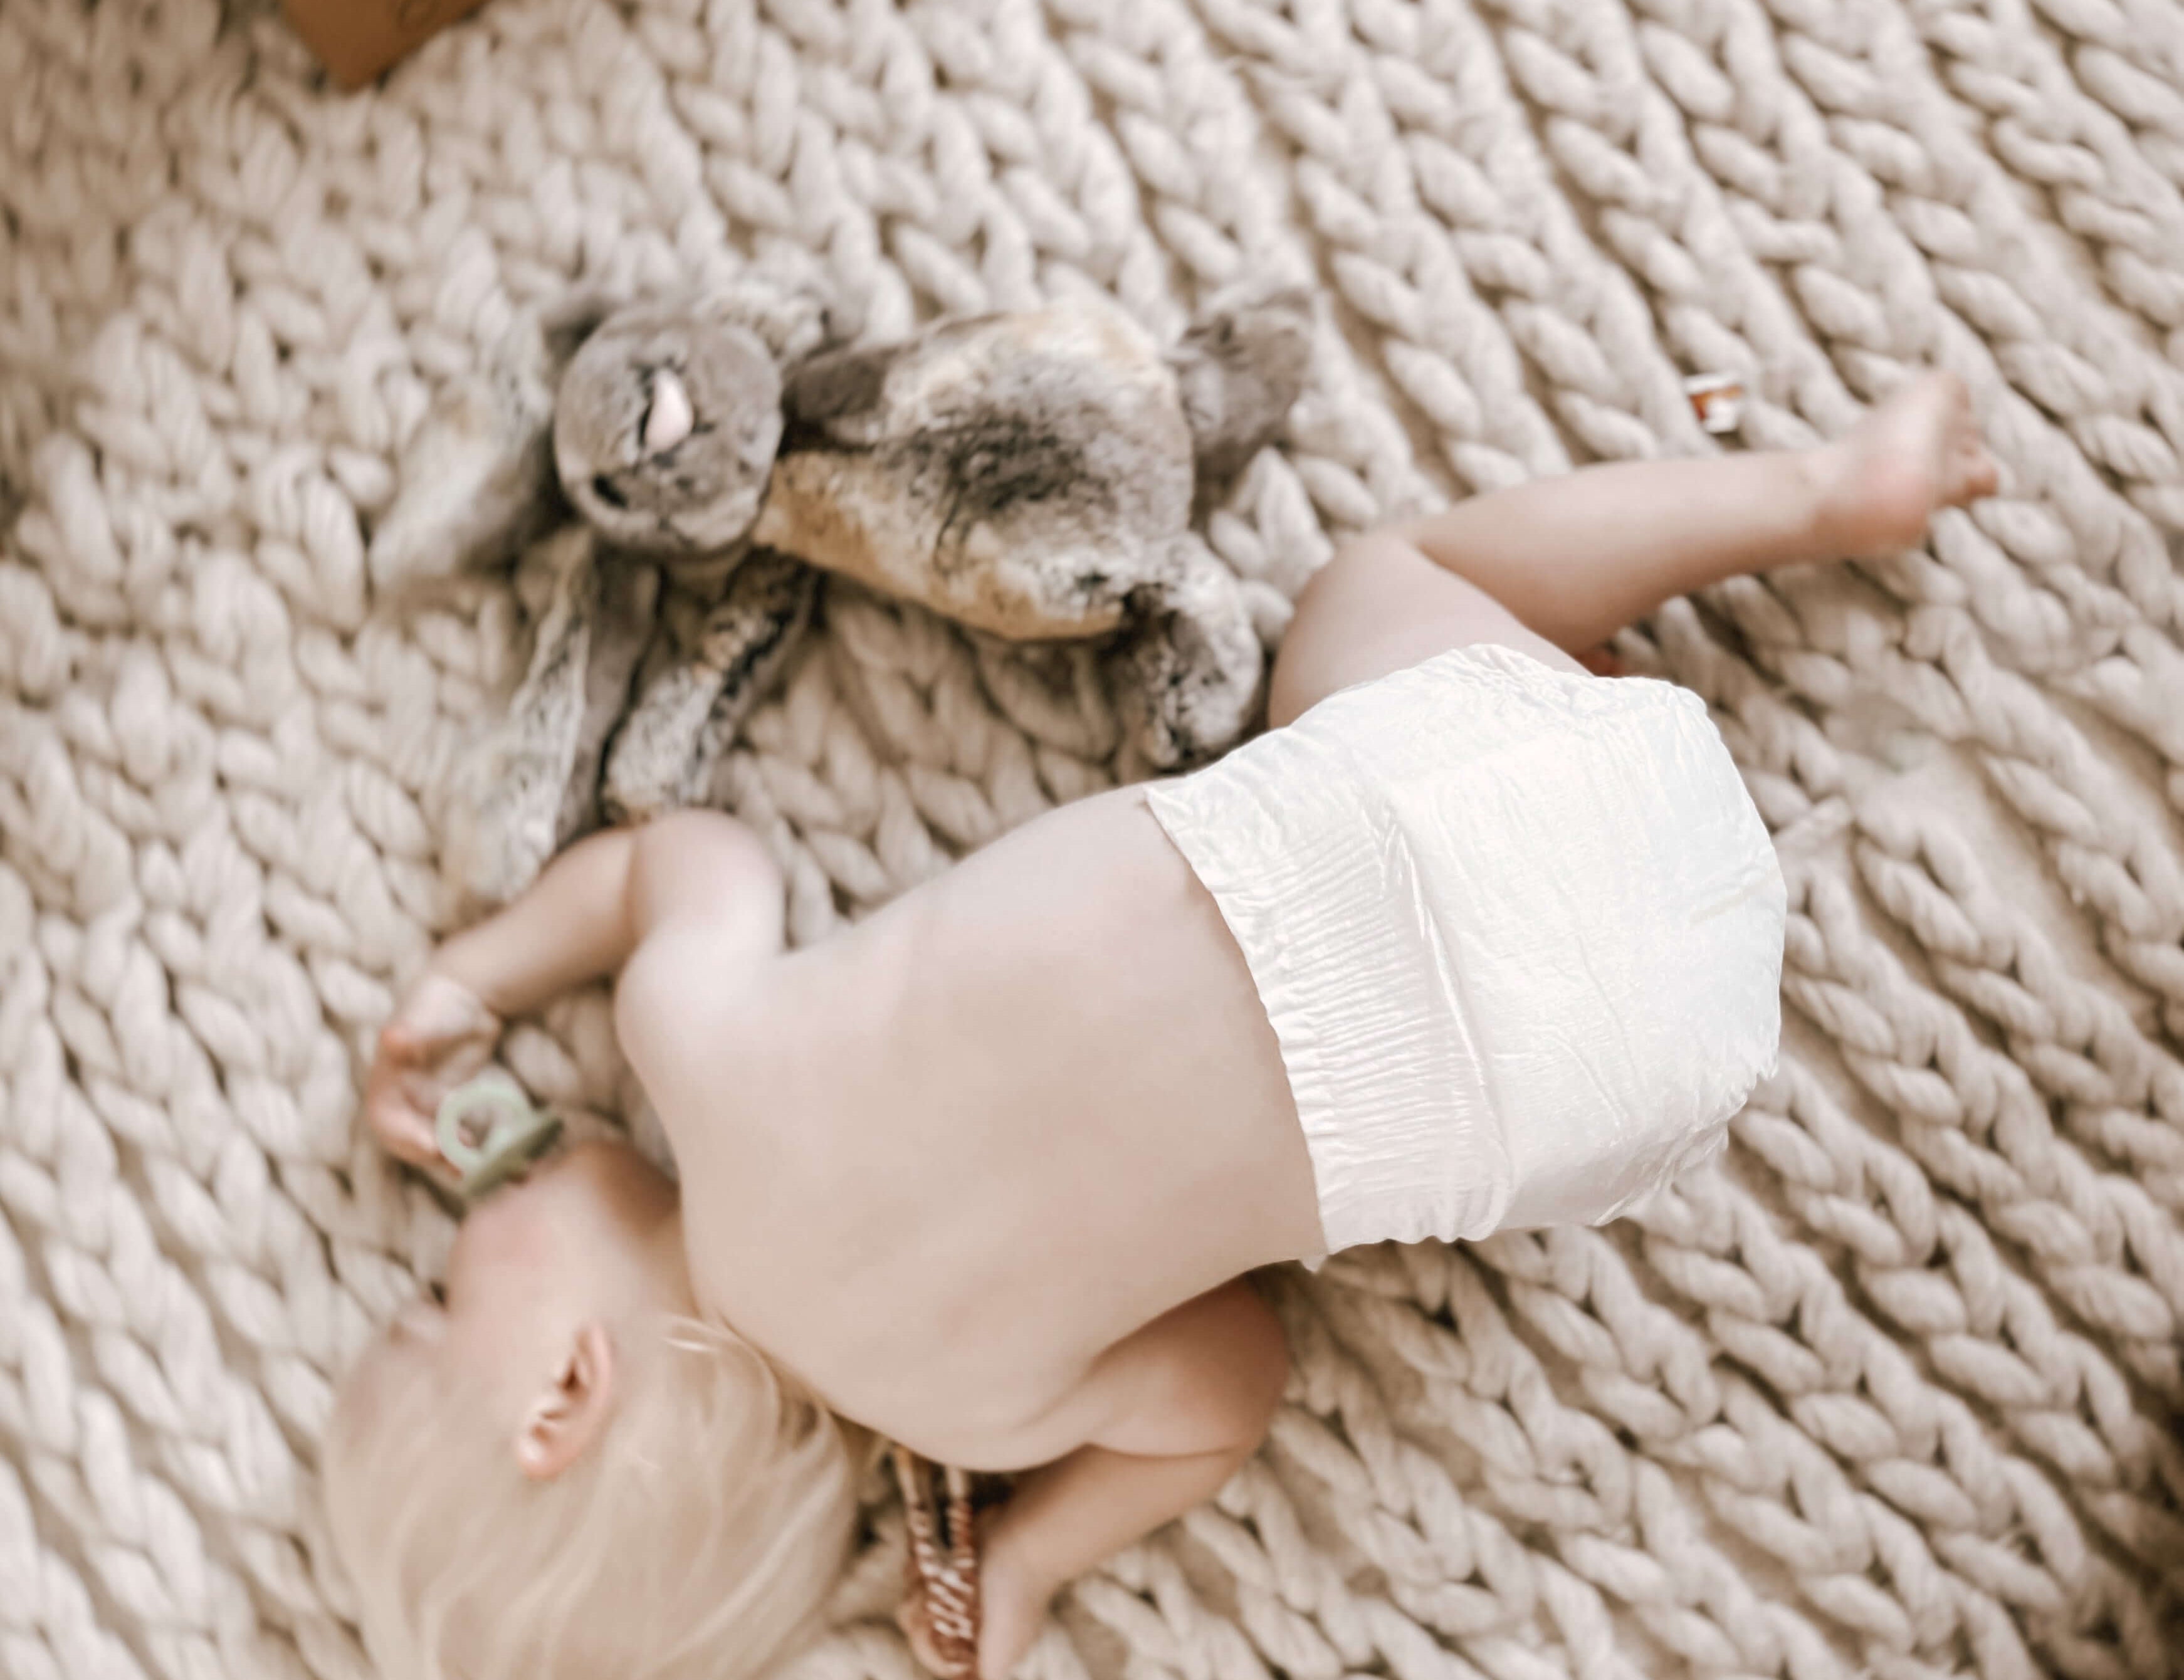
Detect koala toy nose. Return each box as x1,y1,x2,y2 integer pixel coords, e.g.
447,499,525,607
640,368,695,458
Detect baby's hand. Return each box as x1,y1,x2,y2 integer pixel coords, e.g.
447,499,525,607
363,973,503,1167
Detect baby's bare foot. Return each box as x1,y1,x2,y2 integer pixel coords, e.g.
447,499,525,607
972,1545,1050,1680
1814,372,1999,557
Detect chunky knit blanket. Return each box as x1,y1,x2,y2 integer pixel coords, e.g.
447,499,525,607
5,1,2183,1678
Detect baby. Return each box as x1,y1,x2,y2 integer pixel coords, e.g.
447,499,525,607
325,375,1996,1680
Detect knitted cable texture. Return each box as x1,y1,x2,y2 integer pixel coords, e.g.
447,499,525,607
3,2,2181,1678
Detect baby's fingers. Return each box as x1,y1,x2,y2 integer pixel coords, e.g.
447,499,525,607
362,1050,444,1167
363,976,499,1171
364,1089,441,1166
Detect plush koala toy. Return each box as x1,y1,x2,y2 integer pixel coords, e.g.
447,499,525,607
369,277,1313,905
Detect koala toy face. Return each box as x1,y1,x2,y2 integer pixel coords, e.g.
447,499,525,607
554,304,785,559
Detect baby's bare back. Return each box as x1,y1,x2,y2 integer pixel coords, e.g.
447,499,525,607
629,785,1320,1466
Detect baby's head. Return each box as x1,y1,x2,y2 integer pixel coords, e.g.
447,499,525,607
325,1140,859,1680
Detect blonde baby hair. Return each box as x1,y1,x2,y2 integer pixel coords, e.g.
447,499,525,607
323,1313,859,1680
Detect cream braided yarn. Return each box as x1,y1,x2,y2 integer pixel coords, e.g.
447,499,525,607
3,1,2182,1678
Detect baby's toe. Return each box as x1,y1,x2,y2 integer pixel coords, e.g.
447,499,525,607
1951,444,2000,504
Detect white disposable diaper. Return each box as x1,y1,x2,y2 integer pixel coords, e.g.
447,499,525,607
1145,643,1785,1257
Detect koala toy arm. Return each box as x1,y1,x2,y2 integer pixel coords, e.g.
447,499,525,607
365,323,561,594
601,548,819,825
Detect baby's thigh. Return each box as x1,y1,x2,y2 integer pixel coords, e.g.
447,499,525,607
1268,532,1580,728
1051,1281,1289,1462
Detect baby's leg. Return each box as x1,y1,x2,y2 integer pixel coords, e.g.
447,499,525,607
950,1282,1287,1680
1269,373,1996,725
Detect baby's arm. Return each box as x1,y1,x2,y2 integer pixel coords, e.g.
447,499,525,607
953,1281,1287,1680
366,813,782,1163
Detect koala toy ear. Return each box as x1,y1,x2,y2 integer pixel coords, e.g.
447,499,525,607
535,289,626,372
684,270,833,366
366,312,567,597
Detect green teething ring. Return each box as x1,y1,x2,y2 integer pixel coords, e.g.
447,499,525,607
435,1070,563,1197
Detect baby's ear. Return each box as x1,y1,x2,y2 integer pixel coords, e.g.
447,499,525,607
513,1323,617,1481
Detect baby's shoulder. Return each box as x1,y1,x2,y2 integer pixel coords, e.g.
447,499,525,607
612,927,787,1097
